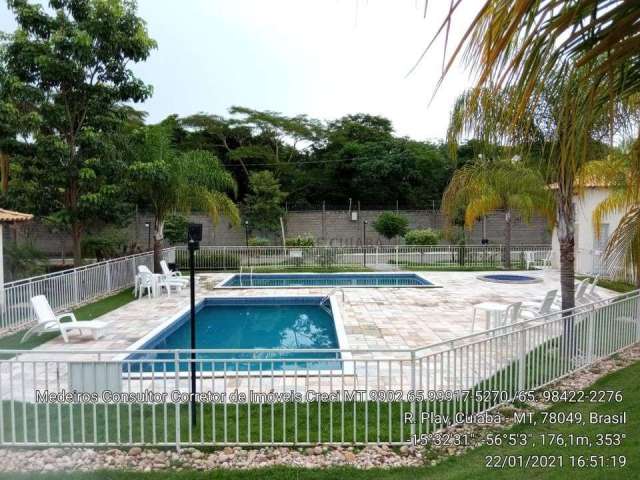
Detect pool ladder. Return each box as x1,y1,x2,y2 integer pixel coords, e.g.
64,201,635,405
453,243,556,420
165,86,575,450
238,266,254,287
320,288,344,314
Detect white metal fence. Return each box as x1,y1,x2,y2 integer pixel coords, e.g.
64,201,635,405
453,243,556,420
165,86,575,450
0,251,159,332
176,245,552,271
0,290,636,447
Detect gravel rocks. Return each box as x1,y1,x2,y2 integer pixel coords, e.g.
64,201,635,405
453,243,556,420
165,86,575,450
0,445,423,473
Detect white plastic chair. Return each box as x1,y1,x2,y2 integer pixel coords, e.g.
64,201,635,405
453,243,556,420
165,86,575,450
525,251,537,270
136,271,155,299
160,260,188,286
22,295,107,343
521,289,558,320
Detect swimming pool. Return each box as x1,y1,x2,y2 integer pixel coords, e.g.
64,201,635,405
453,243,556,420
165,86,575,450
219,273,434,288
477,274,542,284
125,297,346,372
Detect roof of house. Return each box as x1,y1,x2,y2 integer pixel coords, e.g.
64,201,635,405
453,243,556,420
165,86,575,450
0,209,33,223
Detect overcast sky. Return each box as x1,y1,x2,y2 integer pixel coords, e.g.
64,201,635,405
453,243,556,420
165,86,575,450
0,0,480,141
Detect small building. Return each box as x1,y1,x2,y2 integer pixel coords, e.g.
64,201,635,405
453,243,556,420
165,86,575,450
550,185,623,275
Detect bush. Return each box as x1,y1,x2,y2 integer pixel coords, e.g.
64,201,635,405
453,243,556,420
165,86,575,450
248,236,270,247
5,242,46,280
404,228,440,246
176,250,240,270
285,235,315,247
317,249,336,267
81,228,128,260
164,213,189,245
372,212,409,241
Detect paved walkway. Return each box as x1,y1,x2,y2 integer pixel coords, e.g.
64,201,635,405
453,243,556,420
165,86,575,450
21,269,615,354
1,270,618,400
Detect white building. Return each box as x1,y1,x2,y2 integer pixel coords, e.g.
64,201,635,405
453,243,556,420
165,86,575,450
551,186,624,275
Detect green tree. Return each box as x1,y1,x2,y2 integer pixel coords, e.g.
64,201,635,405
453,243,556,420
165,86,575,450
442,158,553,268
579,144,640,287
372,212,409,243
425,0,639,310
163,213,190,246
2,0,156,265
129,125,239,271
243,171,287,235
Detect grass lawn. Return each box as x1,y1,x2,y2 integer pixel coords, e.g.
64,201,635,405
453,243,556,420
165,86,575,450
0,289,135,356
7,358,640,479
576,275,637,294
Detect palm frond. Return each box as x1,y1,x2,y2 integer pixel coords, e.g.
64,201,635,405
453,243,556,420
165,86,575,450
602,206,640,284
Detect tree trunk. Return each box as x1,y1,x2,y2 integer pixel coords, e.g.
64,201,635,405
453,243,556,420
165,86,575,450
503,209,512,269
153,216,165,273
557,192,577,358
71,221,83,266
0,151,9,194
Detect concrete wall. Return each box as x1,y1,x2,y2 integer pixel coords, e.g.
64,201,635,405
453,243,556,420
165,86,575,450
13,209,552,257
551,188,623,274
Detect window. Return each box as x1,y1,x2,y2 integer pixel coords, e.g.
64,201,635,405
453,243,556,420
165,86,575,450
594,224,610,251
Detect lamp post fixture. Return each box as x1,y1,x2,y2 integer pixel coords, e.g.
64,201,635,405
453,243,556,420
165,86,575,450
362,220,367,267
187,223,202,426
244,220,249,247
144,222,151,251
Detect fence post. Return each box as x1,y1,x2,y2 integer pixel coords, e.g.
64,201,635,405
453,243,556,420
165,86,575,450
410,350,416,440
395,245,399,268
174,351,181,451
586,305,596,363
106,261,112,293
72,269,79,306
517,326,527,392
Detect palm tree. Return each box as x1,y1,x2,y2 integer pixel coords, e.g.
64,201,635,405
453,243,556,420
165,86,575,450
442,157,553,268
419,1,639,311
579,148,640,287
129,125,240,271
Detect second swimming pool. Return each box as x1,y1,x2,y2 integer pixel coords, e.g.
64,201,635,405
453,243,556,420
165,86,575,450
219,273,434,288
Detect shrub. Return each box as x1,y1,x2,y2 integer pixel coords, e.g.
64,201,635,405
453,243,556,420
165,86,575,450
176,250,240,270
372,212,409,240
163,213,189,245
5,242,46,280
404,229,440,246
248,236,270,247
285,235,315,247
317,249,336,267
81,228,128,260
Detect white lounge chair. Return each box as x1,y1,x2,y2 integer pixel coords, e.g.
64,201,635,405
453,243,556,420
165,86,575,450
575,278,591,304
586,275,600,299
521,289,558,319
22,295,107,343
160,260,189,286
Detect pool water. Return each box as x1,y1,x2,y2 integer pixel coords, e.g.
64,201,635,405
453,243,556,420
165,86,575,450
478,274,541,284
220,273,432,288
126,297,341,372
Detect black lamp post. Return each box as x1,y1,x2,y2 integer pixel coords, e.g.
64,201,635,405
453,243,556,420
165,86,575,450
187,223,202,426
244,220,249,247
362,220,367,267
145,222,151,250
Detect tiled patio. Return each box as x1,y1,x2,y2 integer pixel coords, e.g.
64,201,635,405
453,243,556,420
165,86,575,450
23,269,615,355
2,270,618,400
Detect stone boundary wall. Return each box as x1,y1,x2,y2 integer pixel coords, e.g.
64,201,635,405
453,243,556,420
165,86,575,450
12,209,552,256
